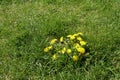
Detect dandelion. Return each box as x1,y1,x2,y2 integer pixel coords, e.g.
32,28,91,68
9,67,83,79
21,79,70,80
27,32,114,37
76,47,85,54
52,54,57,60
50,39,57,44
67,35,75,40
77,37,82,41
61,47,66,54
77,32,83,36
60,36,64,42
80,41,87,46
73,33,79,37
48,45,52,50
74,43,80,48
44,47,49,52
72,55,79,61
44,46,52,52
70,36,75,40
67,49,72,54
67,35,72,37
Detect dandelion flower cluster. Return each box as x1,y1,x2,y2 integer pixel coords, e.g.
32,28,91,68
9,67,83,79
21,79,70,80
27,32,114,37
44,32,89,62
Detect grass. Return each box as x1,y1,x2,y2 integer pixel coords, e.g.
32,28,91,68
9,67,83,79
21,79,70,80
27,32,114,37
0,0,120,80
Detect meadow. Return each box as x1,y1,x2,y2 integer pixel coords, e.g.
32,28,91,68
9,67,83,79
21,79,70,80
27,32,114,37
0,0,120,80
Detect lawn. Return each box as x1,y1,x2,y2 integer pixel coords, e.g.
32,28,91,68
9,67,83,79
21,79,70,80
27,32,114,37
0,0,120,80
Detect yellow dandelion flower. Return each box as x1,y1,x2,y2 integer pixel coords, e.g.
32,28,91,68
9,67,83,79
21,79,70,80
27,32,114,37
80,41,87,46
76,47,85,54
50,39,57,44
44,47,49,52
48,45,53,50
52,54,57,60
67,35,75,40
74,43,80,48
77,32,83,36
73,33,79,37
70,36,75,40
77,37,82,41
61,47,66,54
67,49,72,54
72,55,79,61
44,45,52,52
60,36,64,42
67,35,72,37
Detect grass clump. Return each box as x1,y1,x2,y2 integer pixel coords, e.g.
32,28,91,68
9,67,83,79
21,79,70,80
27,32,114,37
44,32,89,62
